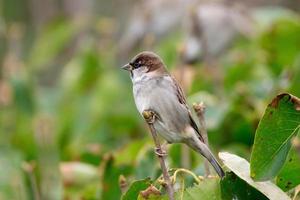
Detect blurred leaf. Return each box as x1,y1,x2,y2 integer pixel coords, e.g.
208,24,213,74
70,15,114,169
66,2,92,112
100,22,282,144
223,51,254,91
188,91,228,130
11,79,34,114
253,7,298,30
121,178,152,200
177,178,221,200
2,0,28,22
216,94,256,146
250,93,300,181
76,49,102,92
156,32,181,68
114,139,147,166
168,143,182,168
29,19,75,69
221,143,251,161
135,145,159,180
0,147,28,200
101,154,132,200
219,152,290,200
259,18,300,75
276,148,300,191
60,162,99,186
289,59,300,96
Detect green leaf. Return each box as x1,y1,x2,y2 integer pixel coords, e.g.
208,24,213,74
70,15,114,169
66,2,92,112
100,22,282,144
276,148,300,191
221,172,268,200
101,155,132,200
177,178,221,200
219,152,290,200
250,93,300,181
122,178,152,200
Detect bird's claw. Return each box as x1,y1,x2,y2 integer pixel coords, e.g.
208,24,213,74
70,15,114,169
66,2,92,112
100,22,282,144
142,110,157,124
155,147,167,157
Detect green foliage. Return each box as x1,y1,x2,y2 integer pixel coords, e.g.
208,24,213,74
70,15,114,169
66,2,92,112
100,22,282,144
101,155,132,200
259,18,300,75
1,3,300,199
276,148,300,191
221,172,268,200
219,152,290,200
178,178,221,200
122,178,152,200
0,148,28,200
250,93,300,181
28,19,76,70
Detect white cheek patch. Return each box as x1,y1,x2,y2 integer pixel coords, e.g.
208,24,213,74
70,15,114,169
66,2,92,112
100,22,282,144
132,66,150,83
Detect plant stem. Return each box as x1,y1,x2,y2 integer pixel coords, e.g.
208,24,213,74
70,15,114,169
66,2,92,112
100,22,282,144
142,110,175,200
193,102,211,177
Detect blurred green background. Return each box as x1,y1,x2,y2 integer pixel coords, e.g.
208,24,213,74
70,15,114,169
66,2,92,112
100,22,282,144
0,0,299,199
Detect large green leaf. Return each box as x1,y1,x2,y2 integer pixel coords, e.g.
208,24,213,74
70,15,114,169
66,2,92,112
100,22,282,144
219,152,290,200
276,148,300,191
250,93,300,181
221,172,268,200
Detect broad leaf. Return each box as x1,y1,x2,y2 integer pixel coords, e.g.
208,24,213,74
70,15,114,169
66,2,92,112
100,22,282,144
219,152,290,200
221,172,268,200
276,147,300,191
250,93,300,181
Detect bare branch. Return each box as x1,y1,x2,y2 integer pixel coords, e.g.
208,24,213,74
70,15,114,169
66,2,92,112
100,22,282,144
142,110,175,200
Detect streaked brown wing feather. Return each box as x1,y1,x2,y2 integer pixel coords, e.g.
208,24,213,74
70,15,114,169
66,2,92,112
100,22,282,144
171,76,204,142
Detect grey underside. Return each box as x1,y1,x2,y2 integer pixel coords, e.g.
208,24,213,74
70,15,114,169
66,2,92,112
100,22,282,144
133,76,192,143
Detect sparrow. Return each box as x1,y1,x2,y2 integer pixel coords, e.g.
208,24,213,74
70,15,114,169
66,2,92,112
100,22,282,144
122,51,224,177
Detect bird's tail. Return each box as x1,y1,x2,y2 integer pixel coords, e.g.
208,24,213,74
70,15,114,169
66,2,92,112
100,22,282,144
186,138,225,178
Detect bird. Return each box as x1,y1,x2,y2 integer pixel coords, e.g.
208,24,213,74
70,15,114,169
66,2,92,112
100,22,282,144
121,51,225,178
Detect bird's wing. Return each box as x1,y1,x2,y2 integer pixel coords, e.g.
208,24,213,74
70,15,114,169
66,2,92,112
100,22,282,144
170,76,204,142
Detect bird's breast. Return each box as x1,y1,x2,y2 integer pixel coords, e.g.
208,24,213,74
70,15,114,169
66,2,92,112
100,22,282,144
133,77,190,135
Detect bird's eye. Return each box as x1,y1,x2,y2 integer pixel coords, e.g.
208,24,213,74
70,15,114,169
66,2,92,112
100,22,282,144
134,62,141,68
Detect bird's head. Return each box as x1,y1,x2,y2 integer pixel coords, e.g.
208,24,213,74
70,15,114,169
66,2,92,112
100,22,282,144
121,51,167,78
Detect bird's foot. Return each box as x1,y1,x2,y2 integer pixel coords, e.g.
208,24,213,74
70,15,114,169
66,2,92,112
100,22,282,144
142,110,157,124
155,147,167,157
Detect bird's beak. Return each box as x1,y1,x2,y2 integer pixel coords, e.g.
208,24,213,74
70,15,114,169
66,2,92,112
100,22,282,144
121,63,133,71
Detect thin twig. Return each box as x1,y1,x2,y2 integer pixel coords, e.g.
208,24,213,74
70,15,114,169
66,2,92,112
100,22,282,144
193,102,211,177
142,110,175,200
